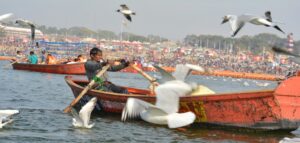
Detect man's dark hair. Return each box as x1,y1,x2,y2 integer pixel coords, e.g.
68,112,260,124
90,47,102,56
17,51,21,54
30,51,34,55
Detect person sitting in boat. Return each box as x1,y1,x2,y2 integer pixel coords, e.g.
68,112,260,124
85,47,130,93
40,50,47,64
77,54,87,62
27,51,38,64
67,58,80,64
45,54,57,65
11,51,26,63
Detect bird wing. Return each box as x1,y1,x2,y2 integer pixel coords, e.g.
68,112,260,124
70,107,83,124
0,110,18,128
0,110,19,117
0,116,13,128
146,106,169,117
272,46,300,57
153,65,176,84
0,13,13,21
124,14,132,22
167,112,196,128
185,64,205,72
227,15,238,32
16,19,35,27
232,20,245,37
79,98,97,126
120,4,129,10
121,98,153,121
172,64,191,81
155,81,192,114
265,11,272,22
273,25,285,34
173,64,205,81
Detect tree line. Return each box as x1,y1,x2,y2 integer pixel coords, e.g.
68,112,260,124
183,33,299,54
0,22,299,54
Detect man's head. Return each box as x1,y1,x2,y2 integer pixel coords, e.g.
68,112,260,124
30,51,34,55
90,47,102,61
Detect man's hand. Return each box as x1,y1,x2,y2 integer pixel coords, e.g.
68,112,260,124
120,59,130,67
100,60,108,66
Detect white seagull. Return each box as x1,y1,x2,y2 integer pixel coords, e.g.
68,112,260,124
222,11,285,37
70,97,97,128
0,110,19,128
15,19,36,43
121,80,196,128
117,4,136,22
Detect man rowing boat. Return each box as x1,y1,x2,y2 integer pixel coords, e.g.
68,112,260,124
85,47,130,93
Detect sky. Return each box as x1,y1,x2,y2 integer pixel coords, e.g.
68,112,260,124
1,0,299,41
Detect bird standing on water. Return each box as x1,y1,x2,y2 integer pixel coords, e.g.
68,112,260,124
221,11,285,37
117,4,136,22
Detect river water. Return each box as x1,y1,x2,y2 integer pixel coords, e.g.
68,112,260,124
0,61,299,143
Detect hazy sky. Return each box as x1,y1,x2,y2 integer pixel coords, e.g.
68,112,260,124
1,0,299,40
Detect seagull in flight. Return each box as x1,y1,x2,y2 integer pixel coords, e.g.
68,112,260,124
15,19,36,43
121,80,196,128
0,110,19,128
71,97,97,128
117,4,136,22
222,11,285,37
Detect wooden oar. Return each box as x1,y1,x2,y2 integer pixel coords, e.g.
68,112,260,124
130,64,158,95
130,64,156,83
63,65,110,113
2,61,17,69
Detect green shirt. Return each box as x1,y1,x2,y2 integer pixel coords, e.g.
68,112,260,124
28,54,38,64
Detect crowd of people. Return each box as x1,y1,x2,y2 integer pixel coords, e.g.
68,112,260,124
1,36,299,77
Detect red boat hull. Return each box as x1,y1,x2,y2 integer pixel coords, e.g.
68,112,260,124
65,75,300,130
12,63,86,74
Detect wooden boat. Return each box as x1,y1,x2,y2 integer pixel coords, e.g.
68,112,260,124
65,75,300,131
12,63,86,74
